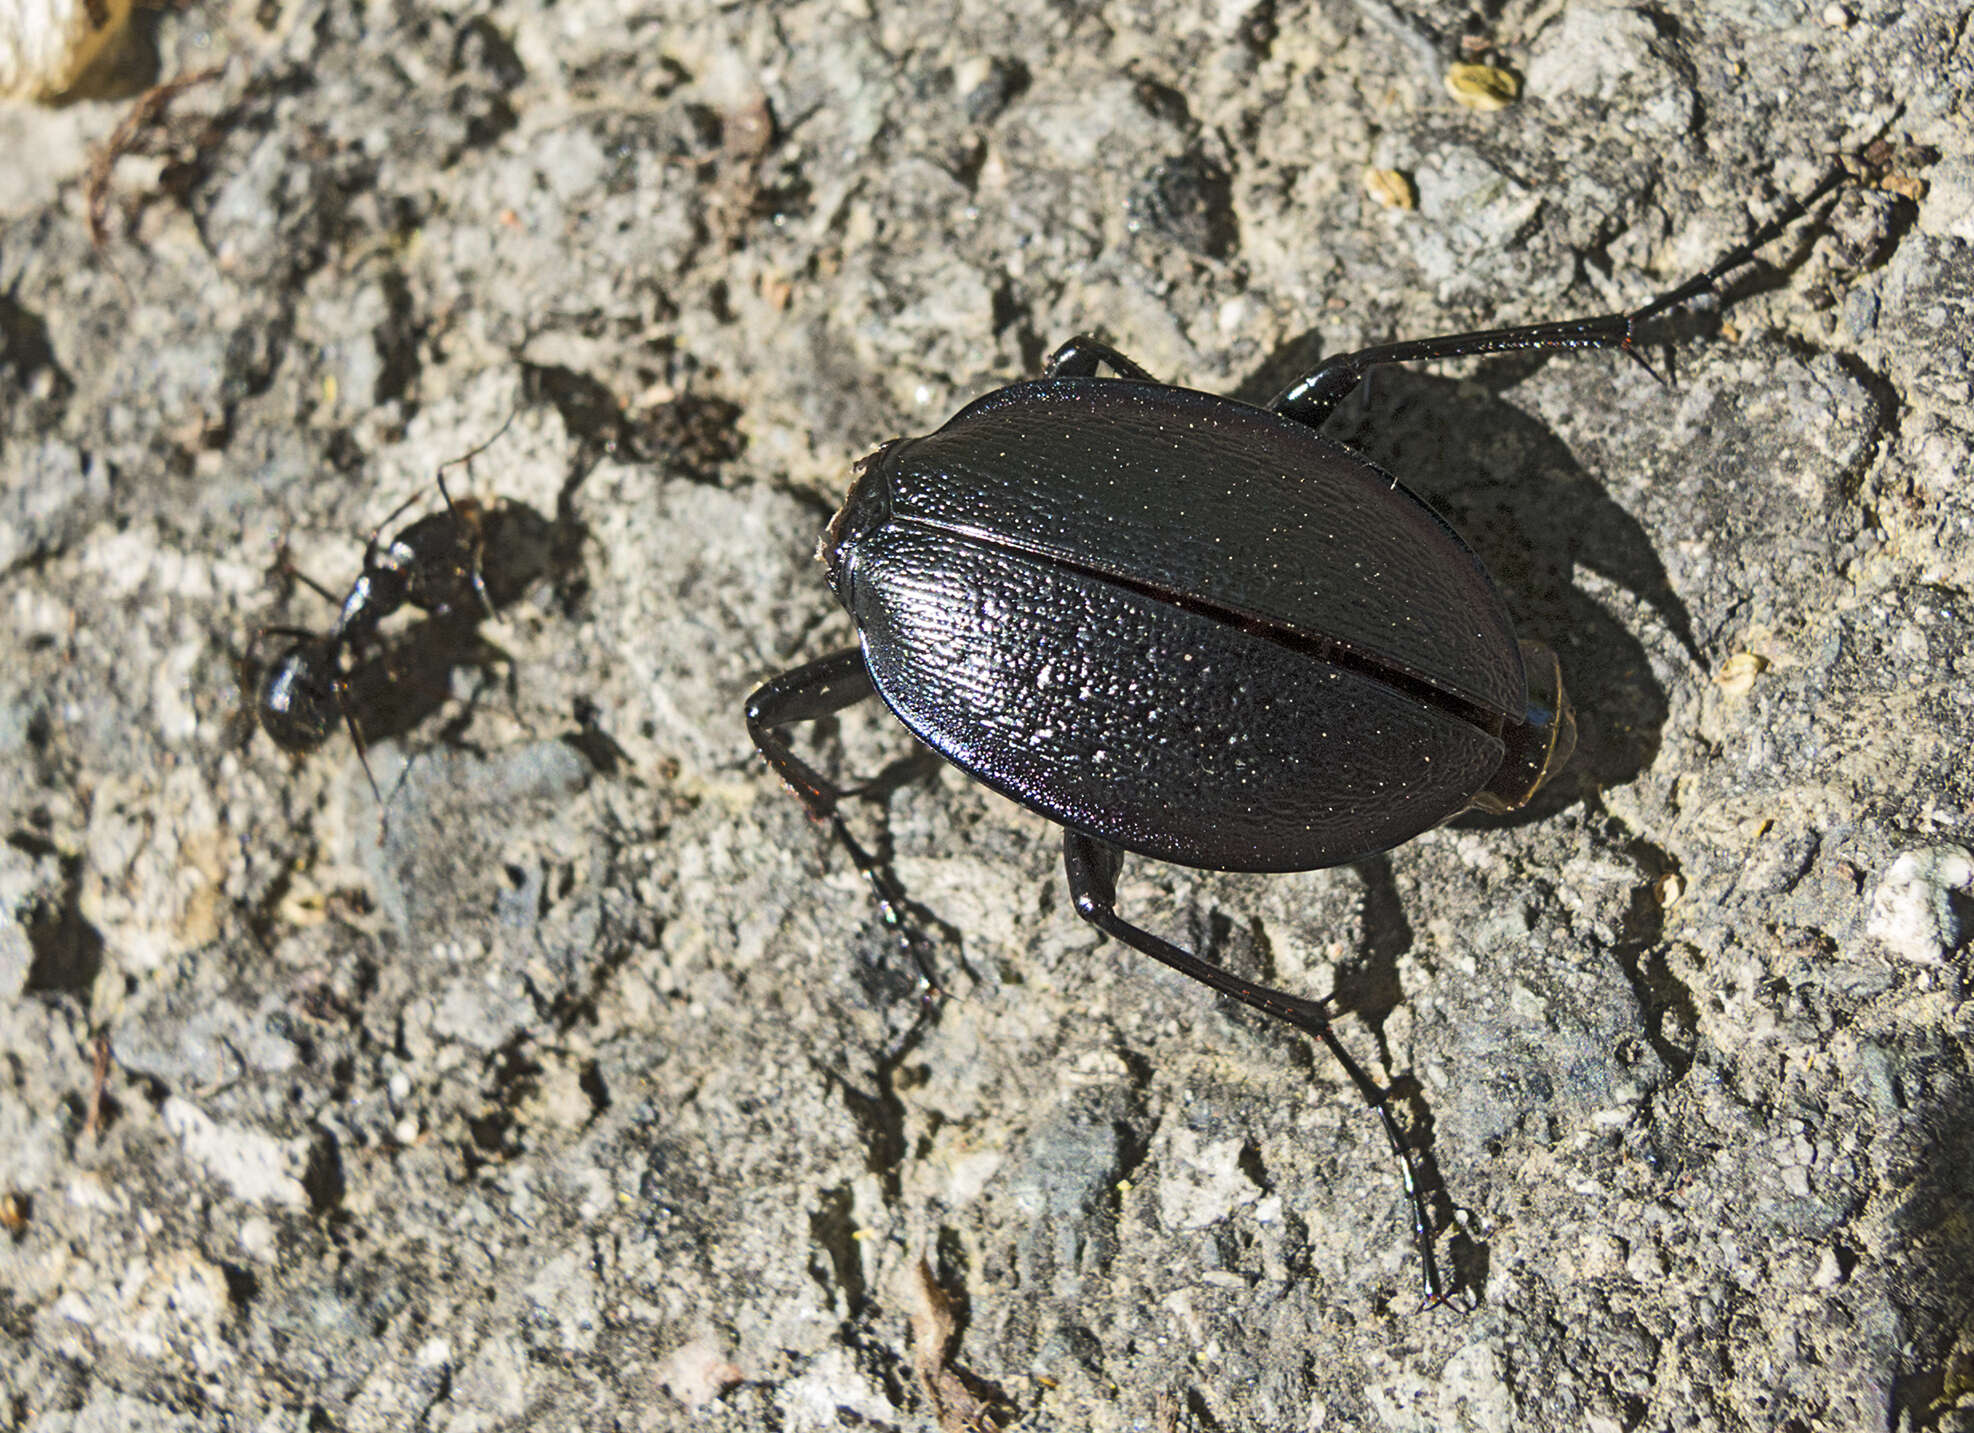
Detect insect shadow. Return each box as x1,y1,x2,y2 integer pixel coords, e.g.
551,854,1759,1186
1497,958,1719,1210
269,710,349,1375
1229,340,1698,1296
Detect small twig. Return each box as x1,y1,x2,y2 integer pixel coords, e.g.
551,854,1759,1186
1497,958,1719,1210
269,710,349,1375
86,65,223,247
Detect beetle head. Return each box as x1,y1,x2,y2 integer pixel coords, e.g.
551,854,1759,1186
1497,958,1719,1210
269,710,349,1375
1468,640,1577,815
820,440,900,607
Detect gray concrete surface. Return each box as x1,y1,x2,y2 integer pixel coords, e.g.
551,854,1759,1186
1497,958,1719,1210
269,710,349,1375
2,0,1971,1428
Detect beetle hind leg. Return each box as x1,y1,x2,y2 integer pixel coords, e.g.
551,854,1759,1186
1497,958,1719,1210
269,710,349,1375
1062,829,1460,1310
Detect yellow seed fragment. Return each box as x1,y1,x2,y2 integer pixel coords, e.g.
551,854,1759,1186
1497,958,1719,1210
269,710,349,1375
1713,651,1769,695
1363,166,1418,210
1445,63,1520,111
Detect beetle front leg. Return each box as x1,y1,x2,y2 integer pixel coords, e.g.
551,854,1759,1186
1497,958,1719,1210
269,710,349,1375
745,648,927,971
745,648,875,817
1044,335,1161,382
1062,829,1458,1311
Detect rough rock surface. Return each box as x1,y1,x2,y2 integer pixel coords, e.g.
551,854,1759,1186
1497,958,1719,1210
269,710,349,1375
2,1,1971,1429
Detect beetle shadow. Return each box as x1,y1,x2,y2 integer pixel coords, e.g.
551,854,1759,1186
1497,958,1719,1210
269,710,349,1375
475,496,561,612
781,722,975,1007
1230,344,1695,1305
1331,855,1410,1036
1234,344,1688,813
1346,853,1488,1295
1245,857,1483,1304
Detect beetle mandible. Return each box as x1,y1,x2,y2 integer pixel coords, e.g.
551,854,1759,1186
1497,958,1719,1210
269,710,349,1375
747,170,1846,1307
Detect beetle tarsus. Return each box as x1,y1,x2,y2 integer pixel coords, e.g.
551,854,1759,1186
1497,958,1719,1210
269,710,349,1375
1062,829,1455,1309
1624,165,1850,328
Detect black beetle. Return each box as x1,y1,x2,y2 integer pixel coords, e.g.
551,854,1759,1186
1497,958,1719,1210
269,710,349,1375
747,171,1844,1307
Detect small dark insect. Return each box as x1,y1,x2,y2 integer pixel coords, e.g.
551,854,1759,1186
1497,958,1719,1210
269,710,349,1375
748,170,1852,1308
251,421,513,804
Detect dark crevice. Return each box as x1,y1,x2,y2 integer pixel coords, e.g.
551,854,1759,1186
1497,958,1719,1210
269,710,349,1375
824,1052,912,1204
217,1261,260,1315
1607,822,1699,1081
371,268,422,405
808,1183,867,1314
301,1129,346,1214
560,696,629,778
0,287,75,428
1824,351,1902,509
19,848,104,999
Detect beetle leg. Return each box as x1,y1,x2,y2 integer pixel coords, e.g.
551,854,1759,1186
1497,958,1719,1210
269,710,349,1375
746,648,928,974
270,541,345,607
247,623,324,662
1271,313,1634,428
425,407,520,598
1044,335,1161,383
338,671,388,813
745,648,876,817
1063,828,1457,1311
1623,165,1848,327
1273,166,1849,429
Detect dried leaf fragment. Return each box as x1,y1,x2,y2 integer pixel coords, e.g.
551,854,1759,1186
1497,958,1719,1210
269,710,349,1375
910,1258,999,1432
